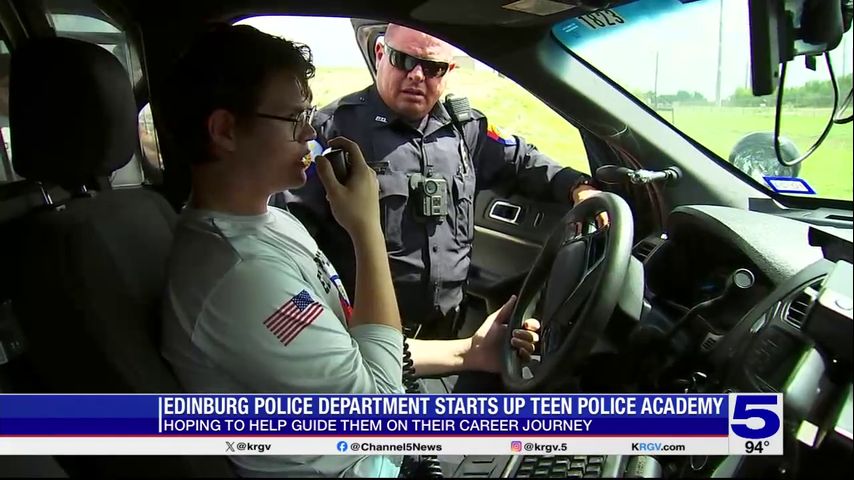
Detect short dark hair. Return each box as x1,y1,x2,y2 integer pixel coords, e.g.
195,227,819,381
160,25,315,166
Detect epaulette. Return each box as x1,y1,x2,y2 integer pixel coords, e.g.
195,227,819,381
315,86,372,125
337,86,373,107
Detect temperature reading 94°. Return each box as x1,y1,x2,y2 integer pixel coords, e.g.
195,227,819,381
745,440,770,454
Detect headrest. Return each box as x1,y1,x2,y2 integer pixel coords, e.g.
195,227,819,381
10,37,136,189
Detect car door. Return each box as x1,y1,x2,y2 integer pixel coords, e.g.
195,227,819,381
348,19,611,319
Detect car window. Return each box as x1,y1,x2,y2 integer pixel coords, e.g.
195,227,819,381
138,103,163,184
46,5,149,187
553,0,853,200
237,16,589,175
1,8,147,186
48,12,142,84
432,45,589,174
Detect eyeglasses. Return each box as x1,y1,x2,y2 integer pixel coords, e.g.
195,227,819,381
255,106,316,140
383,44,451,78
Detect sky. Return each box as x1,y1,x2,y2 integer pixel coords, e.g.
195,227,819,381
236,1,853,100
236,16,367,68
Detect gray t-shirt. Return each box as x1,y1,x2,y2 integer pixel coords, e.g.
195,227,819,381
161,206,403,477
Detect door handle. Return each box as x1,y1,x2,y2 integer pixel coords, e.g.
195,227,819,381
488,201,522,225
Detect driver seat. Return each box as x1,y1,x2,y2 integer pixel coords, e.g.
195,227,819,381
8,37,233,477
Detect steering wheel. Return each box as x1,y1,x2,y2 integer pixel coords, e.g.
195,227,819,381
501,192,634,392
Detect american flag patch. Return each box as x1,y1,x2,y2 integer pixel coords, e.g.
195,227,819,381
264,290,324,346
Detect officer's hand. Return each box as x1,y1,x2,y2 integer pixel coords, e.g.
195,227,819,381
316,137,381,238
571,185,609,227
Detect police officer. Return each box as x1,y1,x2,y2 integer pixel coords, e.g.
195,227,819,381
282,24,600,339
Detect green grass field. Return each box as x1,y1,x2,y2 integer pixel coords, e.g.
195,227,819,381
664,106,852,200
311,68,852,200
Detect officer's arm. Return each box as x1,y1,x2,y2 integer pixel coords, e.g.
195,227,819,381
473,116,591,204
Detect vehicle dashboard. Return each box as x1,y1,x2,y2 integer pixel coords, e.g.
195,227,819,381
467,205,853,478
639,205,826,335
614,204,853,477
633,205,848,388
645,205,827,288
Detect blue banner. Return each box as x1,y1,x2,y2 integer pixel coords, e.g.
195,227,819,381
0,394,729,436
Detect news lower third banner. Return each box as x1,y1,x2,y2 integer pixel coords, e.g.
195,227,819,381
0,393,783,456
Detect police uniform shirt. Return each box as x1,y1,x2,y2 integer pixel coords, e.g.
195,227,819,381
285,85,587,328
161,206,403,478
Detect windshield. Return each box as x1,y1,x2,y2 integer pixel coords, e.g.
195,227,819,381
552,0,853,201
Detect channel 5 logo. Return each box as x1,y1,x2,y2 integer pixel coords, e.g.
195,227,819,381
728,393,783,455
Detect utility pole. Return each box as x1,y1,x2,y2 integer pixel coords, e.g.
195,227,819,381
652,50,658,110
745,61,750,89
715,0,724,107
843,32,850,79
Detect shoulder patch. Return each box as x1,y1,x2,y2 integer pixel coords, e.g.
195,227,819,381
337,86,372,107
486,123,517,146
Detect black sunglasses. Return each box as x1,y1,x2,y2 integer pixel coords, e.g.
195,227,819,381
255,106,316,140
383,44,451,78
